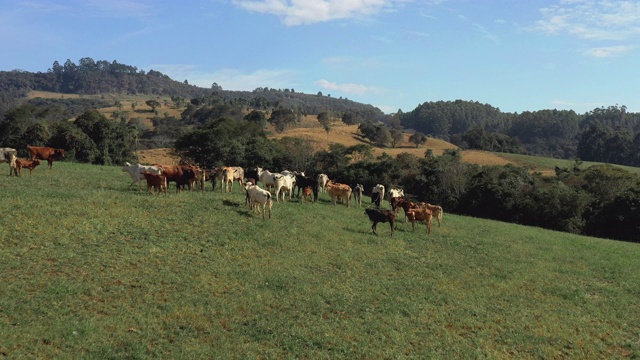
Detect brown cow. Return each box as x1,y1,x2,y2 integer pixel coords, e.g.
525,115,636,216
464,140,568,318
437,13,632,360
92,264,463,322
15,158,41,177
27,146,65,169
142,172,167,195
301,186,313,204
154,164,196,193
407,208,433,235
326,180,352,207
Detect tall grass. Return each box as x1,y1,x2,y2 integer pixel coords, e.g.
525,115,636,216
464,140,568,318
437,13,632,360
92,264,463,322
0,162,638,358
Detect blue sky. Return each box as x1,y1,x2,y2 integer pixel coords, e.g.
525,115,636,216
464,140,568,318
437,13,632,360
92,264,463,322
1,0,640,115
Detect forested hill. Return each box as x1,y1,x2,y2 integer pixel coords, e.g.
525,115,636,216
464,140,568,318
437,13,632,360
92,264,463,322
0,58,385,120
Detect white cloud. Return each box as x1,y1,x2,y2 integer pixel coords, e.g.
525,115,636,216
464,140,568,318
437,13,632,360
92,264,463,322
315,79,384,95
149,64,300,90
584,45,634,58
530,1,640,41
231,0,407,26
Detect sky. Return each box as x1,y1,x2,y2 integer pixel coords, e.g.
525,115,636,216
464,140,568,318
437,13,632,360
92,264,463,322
1,0,640,115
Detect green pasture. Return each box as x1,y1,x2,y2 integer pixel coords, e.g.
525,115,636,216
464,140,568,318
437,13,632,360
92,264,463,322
497,152,640,175
0,162,638,358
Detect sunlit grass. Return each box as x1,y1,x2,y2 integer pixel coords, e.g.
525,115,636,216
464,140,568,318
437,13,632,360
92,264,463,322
0,162,638,358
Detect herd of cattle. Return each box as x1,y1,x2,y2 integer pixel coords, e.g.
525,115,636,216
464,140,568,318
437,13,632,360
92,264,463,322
120,162,444,237
0,145,443,237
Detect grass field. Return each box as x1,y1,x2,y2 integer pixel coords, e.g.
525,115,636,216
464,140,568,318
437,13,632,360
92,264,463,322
0,163,638,358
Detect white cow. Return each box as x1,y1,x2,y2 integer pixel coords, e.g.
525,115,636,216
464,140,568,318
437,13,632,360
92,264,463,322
1,148,18,176
317,173,329,193
372,184,385,208
122,162,164,189
259,169,279,192
245,183,273,219
388,188,404,199
274,173,295,203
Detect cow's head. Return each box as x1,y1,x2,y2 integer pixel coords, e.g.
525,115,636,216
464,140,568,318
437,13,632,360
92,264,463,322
55,149,65,158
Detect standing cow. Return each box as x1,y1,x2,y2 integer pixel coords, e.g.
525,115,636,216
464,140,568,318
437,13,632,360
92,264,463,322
28,146,65,169
1,148,18,176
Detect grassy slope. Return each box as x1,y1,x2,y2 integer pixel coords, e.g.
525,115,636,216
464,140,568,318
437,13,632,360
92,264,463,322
0,162,638,358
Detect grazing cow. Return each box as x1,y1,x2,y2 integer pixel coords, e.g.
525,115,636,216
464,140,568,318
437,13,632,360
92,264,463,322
407,208,433,235
244,183,273,219
393,198,419,223
301,186,313,204
326,180,352,207
364,208,398,237
27,145,65,169
122,162,164,189
352,183,364,207
372,184,385,208
230,166,245,188
1,147,18,176
15,158,41,177
295,174,318,201
259,169,279,192
317,173,329,193
274,173,295,203
388,188,404,199
142,172,168,195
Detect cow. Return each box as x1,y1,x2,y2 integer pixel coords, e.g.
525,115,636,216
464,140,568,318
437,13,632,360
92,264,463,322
393,198,419,223
122,162,164,189
364,208,398,237
245,167,263,185
27,146,65,169
230,166,245,188
317,173,329,193
154,164,196,193
1,147,18,176
244,183,273,219
259,169,279,192
274,173,295,203
407,208,433,235
301,186,313,204
15,158,41,177
421,203,444,227
142,172,167,195
388,188,404,199
221,167,237,192
372,184,385,208
326,180,352,207
352,183,364,207
193,167,207,191
295,174,318,201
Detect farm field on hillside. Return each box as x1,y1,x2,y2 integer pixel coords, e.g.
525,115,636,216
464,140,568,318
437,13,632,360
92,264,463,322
0,163,638,358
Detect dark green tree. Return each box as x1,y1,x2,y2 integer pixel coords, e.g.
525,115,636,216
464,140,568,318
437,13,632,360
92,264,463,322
409,132,427,148
268,108,300,133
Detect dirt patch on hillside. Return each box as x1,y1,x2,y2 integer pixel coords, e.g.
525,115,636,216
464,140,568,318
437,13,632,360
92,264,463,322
135,148,180,165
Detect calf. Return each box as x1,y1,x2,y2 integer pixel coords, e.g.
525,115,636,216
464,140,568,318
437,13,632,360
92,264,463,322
142,172,168,195
295,174,318,201
15,158,41,177
122,162,164,189
407,208,433,235
364,208,398,237
301,186,313,204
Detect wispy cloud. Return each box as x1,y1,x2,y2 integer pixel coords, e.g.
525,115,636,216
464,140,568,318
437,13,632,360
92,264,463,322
231,0,408,26
315,79,384,95
529,0,640,41
150,64,300,91
584,45,634,58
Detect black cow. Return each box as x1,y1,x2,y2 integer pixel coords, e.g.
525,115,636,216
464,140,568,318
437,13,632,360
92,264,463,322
364,208,398,237
295,174,318,201
371,192,382,208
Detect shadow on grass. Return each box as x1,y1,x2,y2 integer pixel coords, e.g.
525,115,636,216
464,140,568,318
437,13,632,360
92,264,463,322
223,199,242,207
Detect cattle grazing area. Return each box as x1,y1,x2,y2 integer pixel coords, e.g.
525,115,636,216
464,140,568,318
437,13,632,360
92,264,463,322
0,162,638,358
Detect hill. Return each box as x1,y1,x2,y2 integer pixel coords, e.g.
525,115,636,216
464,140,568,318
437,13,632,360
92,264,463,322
1,162,637,358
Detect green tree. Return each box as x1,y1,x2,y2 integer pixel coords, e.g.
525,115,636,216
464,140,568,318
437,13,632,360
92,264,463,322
244,110,268,128
317,111,332,141
373,125,392,147
409,132,427,148
145,99,161,112
390,128,403,148
268,108,300,133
